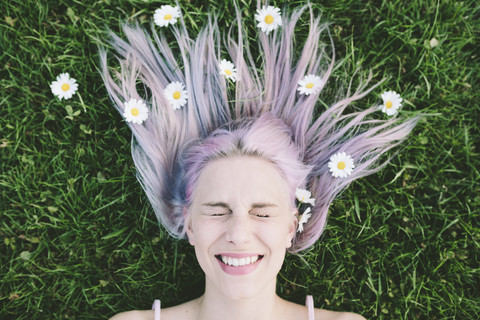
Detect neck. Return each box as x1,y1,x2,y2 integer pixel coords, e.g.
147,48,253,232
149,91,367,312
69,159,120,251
196,278,285,320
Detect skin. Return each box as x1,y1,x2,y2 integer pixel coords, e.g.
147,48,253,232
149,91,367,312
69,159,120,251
110,156,366,320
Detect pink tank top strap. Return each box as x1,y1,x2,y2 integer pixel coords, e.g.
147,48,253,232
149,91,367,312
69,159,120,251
152,299,161,320
305,295,314,320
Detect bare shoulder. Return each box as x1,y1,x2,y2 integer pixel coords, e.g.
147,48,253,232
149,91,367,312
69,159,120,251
161,298,200,320
281,299,365,320
108,299,200,320
315,308,367,320
109,310,153,320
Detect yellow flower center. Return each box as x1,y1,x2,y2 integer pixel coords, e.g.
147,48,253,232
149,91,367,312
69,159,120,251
386,101,393,109
131,108,139,117
173,91,181,100
164,14,172,20
337,161,346,170
306,83,314,89
264,15,274,24
61,83,70,91
225,69,232,75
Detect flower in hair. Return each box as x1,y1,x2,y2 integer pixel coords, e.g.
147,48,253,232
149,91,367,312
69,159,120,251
123,98,149,124
164,81,188,109
297,74,323,96
297,207,311,233
154,5,180,27
328,152,355,178
50,73,78,100
380,90,402,116
218,59,238,82
255,6,282,34
295,188,316,206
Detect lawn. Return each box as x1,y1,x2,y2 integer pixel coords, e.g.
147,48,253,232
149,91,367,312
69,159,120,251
1,0,479,319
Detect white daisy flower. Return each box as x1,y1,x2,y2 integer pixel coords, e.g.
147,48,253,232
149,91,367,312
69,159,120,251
123,98,149,124
218,59,238,82
254,6,282,34
295,188,316,206
154,5,180,27
297,207,312,233
50,73,78,100
164,81,188,110
328,152,355,178
380,90,403,116
297,74,323,96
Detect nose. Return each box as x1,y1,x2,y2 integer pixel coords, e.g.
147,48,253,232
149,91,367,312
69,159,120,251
225,212,254,245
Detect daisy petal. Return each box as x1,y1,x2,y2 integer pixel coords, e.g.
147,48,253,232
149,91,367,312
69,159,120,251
297,207,312,233
123,98,149,124
297,74,323,96
164,81,188,110
154,5,180,27
50,73,78,100
380,90,403,116
254,6,282,34
218,59,238,82
295,188,316,206
328,152,355,178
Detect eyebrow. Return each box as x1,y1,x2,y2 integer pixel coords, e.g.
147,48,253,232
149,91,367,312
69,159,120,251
251,203,278,209
201,202,278,209
201,202,230,208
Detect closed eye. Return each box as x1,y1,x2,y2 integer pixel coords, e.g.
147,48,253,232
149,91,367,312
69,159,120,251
249,209,271,218
201,202,232,217
249,202,277,218
210,212,229,216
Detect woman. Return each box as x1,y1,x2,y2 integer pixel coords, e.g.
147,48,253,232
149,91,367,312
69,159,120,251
100,2,416,319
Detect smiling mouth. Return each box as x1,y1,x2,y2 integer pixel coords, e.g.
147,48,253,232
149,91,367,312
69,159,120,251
215,255,264,267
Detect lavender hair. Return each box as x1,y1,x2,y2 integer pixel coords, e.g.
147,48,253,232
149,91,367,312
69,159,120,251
99,3,417,253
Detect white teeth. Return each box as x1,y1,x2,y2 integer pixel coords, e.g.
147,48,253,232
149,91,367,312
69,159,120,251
220,255,261,267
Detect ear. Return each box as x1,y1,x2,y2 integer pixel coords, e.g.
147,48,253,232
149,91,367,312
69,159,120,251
184,207,195,246
286,209,298,248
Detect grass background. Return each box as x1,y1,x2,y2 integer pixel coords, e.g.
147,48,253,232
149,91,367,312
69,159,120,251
1,0,479,319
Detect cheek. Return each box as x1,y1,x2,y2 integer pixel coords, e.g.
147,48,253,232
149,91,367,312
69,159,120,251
258,222,292,249
191,219,222,247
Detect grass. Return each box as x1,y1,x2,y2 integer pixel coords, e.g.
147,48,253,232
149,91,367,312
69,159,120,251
1,0,479,319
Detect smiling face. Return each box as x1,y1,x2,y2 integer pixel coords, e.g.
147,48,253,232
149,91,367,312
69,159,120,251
186,156,297,300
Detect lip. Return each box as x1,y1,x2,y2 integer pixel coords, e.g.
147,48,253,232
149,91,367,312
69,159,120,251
215,253,263,275
217,253,260,259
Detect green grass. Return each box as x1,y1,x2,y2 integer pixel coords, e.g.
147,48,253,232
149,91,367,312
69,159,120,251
1,0,479,319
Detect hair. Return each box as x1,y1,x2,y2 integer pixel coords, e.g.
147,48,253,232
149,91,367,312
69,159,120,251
99,3,418,253
181,113,310,206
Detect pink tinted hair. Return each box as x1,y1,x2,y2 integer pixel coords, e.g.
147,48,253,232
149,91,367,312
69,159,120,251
99,3,417,253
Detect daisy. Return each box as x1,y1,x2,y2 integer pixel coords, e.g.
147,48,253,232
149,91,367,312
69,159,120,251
328,152,355,178
218,59,238,82
123,98,149,124
297,74,323,96
154,5,180,27
295,188,316,206
164,81,188,110
297,207,312,233
380,90,402,116
50,73,78,100
255,6,282,34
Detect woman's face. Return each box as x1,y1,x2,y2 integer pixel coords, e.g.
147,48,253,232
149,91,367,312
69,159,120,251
186,156,297,300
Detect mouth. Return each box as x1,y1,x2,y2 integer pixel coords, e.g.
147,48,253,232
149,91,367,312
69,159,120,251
215,254,264,267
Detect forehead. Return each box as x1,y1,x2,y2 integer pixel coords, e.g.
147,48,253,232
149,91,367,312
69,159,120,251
192,156,290,204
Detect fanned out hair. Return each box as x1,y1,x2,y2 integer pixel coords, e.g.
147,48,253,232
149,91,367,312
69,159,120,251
99,3,417,253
